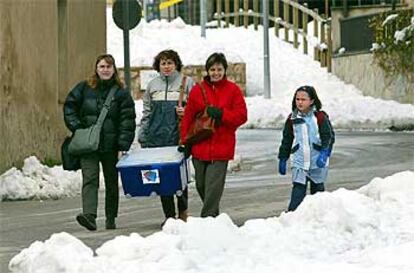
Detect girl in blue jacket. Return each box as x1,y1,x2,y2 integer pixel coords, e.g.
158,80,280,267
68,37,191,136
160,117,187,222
278,86,335,211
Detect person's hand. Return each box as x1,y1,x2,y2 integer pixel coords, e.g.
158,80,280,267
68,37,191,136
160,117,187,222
118,151,127,160
316,149,330,168
177,145,191,159
206,106,223,122
176,106,185,117
278,159,287,175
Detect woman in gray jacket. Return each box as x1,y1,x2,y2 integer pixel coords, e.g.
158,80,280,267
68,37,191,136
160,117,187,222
138,49,194,226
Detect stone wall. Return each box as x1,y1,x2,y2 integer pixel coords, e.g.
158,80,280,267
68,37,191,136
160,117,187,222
330,3,413,104
119,62,247,99
332,53,413,104
0,0,106,173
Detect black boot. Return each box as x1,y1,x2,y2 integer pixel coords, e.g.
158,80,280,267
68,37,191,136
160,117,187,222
76,213,97,231
105,217,116,230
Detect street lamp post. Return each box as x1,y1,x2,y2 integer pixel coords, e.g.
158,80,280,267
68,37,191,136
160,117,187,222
200,0,206,38
263,0,271,99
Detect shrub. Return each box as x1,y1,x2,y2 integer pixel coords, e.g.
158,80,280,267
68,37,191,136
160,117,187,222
370,9,414,82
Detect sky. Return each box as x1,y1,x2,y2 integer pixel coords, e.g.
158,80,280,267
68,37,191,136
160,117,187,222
3,9,414,272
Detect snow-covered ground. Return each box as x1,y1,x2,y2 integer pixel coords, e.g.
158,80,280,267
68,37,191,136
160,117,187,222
4,11,412,201
0,156,81,201
107,11,414,130
8,171,414,273
3,11,414,272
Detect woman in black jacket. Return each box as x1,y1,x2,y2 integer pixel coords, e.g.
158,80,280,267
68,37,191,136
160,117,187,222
63,54,136,231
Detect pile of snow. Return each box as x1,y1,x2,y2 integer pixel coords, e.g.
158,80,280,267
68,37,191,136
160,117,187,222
0,156,81,201
0,152,238,202
108,13,414,130
9,171,414,273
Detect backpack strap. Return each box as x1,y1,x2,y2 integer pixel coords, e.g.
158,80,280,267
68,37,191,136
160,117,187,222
178,75,187,108
315,110,327,128
315,110,335,149
197,82,209,107
287,111,327,135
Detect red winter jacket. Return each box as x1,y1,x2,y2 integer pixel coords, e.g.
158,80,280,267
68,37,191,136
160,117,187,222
180,77,247,161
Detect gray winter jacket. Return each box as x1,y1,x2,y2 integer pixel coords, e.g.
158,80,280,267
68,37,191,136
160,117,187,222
138,71,194,147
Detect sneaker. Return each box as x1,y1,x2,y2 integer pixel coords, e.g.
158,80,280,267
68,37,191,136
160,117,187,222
105,218,116,230
178,210,188,222
76,213,97,231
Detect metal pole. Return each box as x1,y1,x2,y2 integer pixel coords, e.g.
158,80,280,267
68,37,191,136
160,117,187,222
143,0,147,21
168,6,171,22
200,0,206,38
123,0,131,94
262,0,271,99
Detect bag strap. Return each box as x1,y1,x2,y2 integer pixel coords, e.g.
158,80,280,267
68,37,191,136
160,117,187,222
95,85,118,128
178,75,187,108
197,82,209,106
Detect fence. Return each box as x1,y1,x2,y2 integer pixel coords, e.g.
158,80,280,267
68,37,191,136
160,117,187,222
119,62,247,99
213,0,333,72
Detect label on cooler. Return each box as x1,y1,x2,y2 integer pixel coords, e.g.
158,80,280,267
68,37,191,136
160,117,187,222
141,169,160,184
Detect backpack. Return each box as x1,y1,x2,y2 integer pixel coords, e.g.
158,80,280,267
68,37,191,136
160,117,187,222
287,110,335,149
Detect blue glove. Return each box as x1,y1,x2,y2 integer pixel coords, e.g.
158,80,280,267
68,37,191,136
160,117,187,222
278,159,287,175
316,148,330,168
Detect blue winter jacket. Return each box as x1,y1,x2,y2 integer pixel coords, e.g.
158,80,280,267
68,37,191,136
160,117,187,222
278,109,335,170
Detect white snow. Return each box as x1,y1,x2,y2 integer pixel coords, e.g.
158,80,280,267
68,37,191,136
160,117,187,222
107,10,414,130
0,156,81,201
394,18,414,43
8,171,414,273
382,14,399,26
2,9,413,201
3,10,414,272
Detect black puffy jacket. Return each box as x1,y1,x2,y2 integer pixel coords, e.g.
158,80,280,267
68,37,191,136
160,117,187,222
63,79,136,153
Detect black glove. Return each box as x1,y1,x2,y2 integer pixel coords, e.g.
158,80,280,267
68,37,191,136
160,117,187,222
177,145,192,159
206,106,223,122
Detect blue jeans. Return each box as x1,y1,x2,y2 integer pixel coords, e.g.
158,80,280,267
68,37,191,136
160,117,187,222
288,180,325,211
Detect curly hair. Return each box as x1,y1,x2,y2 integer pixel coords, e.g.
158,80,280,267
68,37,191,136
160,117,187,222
152,49,183,72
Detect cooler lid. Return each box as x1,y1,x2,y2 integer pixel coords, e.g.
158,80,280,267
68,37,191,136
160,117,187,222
116,146,183,168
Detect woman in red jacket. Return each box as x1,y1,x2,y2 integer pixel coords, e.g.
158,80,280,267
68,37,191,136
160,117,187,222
180,53,247,217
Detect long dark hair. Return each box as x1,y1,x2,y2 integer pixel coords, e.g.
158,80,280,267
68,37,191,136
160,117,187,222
152,49,183,72
87,54,123,89
291,85,322,111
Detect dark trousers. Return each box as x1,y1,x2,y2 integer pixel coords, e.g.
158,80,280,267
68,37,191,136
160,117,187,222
160,187,188,218
80,151,119,219
192,158,228,217
288,180,325,212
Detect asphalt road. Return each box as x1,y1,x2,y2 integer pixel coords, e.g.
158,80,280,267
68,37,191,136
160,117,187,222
1,129,413,272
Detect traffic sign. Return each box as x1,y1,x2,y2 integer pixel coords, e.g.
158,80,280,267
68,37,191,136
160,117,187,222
112,0,142,31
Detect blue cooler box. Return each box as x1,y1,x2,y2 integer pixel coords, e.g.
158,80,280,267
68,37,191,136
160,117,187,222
116,146,189,197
